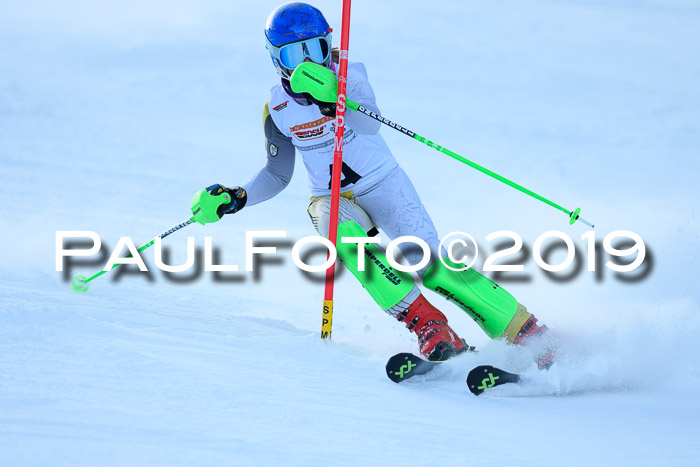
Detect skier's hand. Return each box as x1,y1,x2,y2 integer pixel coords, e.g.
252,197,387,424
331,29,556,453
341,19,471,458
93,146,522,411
207,184,247,217
305,94,336,118
191,184,247,225
316,102,336,118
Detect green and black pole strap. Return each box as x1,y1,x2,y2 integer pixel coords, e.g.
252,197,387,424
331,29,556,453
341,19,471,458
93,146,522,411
72,187,230,292
290,62,595,228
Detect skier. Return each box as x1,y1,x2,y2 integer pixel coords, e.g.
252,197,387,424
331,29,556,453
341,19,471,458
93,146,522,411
196,2,552,367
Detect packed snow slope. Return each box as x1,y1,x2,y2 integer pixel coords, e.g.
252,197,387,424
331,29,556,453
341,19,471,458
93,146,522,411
1,0,699,465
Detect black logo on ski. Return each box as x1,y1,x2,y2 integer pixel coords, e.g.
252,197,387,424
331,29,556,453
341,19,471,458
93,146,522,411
385,353,440,383
466,365,521,395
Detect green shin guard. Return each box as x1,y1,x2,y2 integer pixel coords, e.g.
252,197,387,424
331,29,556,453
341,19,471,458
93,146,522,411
336,221,415,310
423,258,518,339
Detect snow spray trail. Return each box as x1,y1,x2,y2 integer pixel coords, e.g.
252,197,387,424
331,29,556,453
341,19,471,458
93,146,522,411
481,298,700,397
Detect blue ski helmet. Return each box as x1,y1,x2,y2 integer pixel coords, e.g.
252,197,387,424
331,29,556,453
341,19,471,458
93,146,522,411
265,2,333,79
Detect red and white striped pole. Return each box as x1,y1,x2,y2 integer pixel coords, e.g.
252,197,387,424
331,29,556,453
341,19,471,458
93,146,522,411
321,0,352,340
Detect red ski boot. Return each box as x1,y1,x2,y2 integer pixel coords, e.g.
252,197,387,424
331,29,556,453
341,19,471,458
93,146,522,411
396,294,473,361
503,305,555,369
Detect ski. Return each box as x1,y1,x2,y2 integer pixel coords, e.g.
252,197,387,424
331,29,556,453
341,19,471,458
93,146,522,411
466,365,521,395
385,343,479,383
385,353,440,383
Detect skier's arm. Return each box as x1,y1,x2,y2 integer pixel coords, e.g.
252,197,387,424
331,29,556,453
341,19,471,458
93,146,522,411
242,102,296,206
197,103,294,222
345,63,381,135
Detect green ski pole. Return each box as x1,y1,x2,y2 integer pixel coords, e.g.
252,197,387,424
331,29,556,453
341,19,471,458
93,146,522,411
291,62,595,228
72,186,232,292
349,103,594,228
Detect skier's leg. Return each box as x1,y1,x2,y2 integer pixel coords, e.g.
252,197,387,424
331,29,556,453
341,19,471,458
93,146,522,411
334,221,470,361
354,167,552,366
353,167,442,277
421,258,541,340
307,193,378,237
422,258,554,368
308,196,469,360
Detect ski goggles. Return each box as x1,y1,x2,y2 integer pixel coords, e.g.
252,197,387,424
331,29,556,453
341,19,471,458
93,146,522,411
271,34,332,70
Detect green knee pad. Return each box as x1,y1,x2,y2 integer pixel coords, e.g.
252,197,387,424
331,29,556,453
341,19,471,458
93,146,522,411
423,258,518,338
336,221,414,310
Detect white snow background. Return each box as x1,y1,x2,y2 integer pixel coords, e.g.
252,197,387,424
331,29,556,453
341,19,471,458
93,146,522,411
1,0,699,465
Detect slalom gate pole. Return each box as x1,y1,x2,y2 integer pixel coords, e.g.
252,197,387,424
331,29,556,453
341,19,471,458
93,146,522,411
321,0,353,340
347,101,594,228
71,218,194,293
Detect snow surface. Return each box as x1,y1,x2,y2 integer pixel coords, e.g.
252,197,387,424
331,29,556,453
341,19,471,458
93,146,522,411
1,0,700,465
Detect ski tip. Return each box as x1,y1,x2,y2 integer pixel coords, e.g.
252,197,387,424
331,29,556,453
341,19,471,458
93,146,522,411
386,353,422,384
466,365,521,396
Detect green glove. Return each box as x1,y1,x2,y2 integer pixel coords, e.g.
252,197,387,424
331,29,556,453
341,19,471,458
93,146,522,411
191,184,247,225
290,62,338,104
